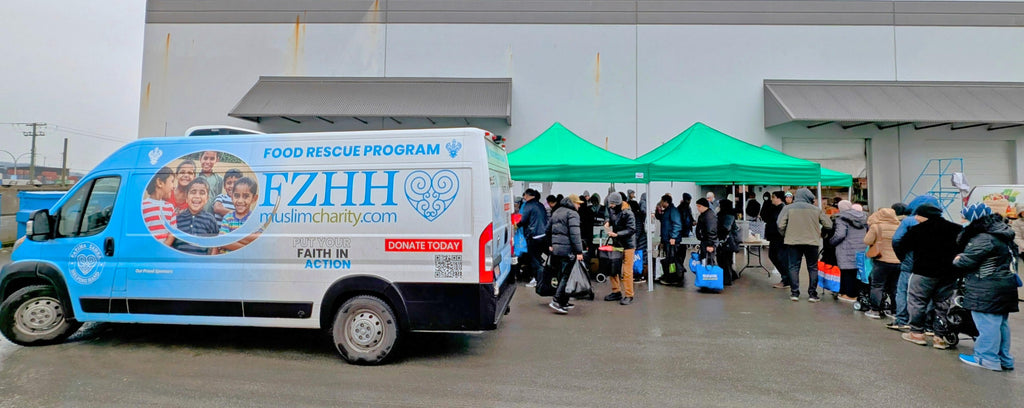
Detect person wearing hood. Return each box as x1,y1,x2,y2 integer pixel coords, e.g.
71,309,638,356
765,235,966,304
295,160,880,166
745,191,761,220
829,200,869,302
546,195,586,314
894,203,963,349
603,192,637,305
863,207,902,319
520,189,549,288
778,188,833,302
717,199,739,286
888,195,940,331
677,193,696,238
953,203,1019,371
761,191,790,289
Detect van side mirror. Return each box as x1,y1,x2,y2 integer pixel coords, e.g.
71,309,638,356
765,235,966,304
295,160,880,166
27,209,53,242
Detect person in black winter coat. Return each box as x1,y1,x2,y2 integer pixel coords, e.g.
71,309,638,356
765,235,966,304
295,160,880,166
745,191,761,220
695,197,718,266
953,204,1018,371
519,189,549,287
678,193,696,238
577,198,596,254
760,191,789,288
717,199,739,286
894,203,963,349
604,193,637,305
547,195,586,314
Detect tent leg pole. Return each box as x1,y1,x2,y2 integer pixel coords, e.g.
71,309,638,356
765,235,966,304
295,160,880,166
817,182,823,210
647,182,654,292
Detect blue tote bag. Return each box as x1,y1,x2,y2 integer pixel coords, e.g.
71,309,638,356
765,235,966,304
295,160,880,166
690,252,724,291
513,228,528,257
855,250,872,284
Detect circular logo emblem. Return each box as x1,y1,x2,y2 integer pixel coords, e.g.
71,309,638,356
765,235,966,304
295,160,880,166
69,242,105,285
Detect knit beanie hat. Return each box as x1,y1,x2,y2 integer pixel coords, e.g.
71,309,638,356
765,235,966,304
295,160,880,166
914,203,943,219
961,203,992,223
607,192,623,206
696,198,710,208
838,200,853,212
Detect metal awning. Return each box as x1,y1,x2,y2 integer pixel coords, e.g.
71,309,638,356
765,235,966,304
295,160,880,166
229,77,512,125
764,80,1024,131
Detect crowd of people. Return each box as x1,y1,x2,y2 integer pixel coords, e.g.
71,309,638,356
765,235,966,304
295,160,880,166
516,185,1020,373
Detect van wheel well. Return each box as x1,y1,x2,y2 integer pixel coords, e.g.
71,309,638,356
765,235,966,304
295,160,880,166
3,278,53,303
320,276,408,332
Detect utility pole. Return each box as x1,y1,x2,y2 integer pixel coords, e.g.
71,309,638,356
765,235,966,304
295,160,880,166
61,138,69,186
22,122,46,181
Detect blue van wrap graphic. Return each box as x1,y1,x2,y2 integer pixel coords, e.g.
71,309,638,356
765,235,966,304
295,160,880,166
404,170,460,222
69,242,105,285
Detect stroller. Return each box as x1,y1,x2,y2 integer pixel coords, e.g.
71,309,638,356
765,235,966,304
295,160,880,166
937,277,979,347
853,252,892,312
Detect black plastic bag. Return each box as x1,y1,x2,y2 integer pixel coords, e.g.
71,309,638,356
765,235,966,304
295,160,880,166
566,260,593,298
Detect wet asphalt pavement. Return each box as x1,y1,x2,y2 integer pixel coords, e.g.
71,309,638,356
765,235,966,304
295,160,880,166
1,247,1023,407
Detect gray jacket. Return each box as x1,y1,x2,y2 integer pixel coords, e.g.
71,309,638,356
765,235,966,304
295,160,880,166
778,188,833,246
547,197,584,256
829,209,868,269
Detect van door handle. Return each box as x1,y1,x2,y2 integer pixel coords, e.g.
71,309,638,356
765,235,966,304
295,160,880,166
104,237,115,256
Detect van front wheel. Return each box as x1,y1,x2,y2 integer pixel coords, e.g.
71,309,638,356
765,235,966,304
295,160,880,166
331,295,399,365
0,285,82,346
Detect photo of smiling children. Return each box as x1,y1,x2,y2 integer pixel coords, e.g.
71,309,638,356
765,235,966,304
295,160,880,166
172,178,220,254
142,166,177,247
197,150,224,212
213,169,242,221
172,160,196,213
144,151,257,255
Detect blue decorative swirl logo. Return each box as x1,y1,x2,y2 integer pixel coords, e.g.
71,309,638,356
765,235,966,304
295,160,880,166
404,170,460,222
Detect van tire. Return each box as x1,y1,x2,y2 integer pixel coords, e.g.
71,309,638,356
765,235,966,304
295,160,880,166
0,285,82,346
331,295,399,365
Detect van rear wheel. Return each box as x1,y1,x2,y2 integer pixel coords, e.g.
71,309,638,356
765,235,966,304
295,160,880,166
0,285,82,346
331,295,399,365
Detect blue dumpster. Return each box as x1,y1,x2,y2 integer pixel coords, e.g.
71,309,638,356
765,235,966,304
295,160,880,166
17,191,66,239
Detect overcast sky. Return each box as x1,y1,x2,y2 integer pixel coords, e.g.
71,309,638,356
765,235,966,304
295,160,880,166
0,1,145,174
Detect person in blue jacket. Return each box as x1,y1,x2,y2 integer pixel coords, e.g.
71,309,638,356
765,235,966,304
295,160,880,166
888,195,940,331
519,189,549,288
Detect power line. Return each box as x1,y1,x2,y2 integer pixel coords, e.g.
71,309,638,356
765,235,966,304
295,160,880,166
49,124,134,143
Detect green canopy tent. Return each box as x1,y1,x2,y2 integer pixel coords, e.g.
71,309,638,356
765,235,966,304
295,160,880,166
636,122,821,185
508,122,647,182
760,145,852,187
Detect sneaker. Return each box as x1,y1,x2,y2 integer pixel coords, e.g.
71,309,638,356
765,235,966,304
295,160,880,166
619,296,634,305
959,354,1002,371
902,332,927,345
564,303,576,310
886,322,909,331
790,296,799,302
604,292,623,302
526,278,537,288
808,296,822,303
932,336,951,350
924,330,935,337
772,282,790,289
548,301,568,314
837,295,857,303
864,310,882,319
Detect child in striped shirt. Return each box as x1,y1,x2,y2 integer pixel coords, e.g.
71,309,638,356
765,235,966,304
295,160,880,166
213,169,242,221
215,176,260,253
142,166,177,246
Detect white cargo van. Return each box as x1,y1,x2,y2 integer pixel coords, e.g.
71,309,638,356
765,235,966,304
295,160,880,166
0,128,515,364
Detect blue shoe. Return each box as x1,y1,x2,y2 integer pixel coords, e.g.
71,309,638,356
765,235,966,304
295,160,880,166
959,354,1002,371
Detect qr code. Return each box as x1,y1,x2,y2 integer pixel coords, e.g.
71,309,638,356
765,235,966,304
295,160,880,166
434,255,463,279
